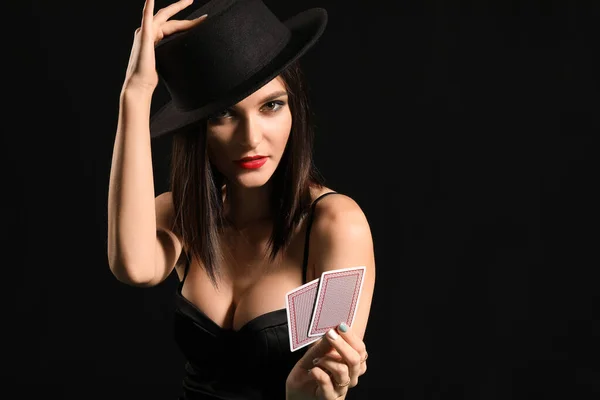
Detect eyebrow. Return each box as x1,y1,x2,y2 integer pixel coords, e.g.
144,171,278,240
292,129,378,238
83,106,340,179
230,90,288,110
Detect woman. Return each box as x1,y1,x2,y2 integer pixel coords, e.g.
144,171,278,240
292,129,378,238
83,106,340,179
107,0,376,399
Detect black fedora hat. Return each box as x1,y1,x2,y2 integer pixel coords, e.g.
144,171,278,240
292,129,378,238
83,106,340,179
149,0,328,138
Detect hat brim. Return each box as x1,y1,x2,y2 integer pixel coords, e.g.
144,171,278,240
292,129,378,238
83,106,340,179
149,8,327,138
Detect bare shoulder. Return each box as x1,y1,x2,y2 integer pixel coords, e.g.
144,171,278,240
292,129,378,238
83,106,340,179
311,190,372,239
155,191,174,210
153,191,186,282
155,191,184,250
155,191,176,229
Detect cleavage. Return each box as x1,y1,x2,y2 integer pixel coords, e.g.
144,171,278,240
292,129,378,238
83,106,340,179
180,252,306,332
178,217,306,331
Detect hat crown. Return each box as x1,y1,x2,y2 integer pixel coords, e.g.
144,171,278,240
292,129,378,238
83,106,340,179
155,0,291,111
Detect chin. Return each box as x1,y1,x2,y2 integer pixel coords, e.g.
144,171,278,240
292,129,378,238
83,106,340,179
235,176,271,188
229,169,275,189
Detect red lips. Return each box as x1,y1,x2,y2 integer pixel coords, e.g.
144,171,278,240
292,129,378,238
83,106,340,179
237,155,267,162
235,155,268,169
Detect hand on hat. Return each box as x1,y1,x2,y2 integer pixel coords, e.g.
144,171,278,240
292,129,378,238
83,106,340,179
123,0,207,93
286,323,368,399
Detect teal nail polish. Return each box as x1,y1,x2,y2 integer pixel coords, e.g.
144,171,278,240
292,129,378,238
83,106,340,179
339,322,348,332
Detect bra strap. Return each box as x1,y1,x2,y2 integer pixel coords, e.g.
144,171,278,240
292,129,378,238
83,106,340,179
178,191,339,290
301,192,338,283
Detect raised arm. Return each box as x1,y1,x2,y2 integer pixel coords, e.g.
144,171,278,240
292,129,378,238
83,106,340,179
107,0,207,286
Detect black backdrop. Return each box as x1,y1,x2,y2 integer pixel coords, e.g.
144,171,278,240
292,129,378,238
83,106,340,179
5,1,598,399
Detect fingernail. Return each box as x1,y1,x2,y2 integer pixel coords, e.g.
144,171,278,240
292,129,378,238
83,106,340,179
312,357,320,365
307,368,312,375
327,328,339,340
338,322,348,333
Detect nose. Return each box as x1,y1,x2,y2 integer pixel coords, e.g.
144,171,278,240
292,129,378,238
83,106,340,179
236,115,263,149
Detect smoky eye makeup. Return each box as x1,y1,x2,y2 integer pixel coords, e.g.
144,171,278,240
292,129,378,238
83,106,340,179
263,100,286,111
208,99,287,122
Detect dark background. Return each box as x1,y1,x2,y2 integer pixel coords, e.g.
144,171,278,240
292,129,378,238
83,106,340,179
5,0,598,399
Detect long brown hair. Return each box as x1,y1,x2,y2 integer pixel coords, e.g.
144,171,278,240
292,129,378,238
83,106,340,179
169,60,325,289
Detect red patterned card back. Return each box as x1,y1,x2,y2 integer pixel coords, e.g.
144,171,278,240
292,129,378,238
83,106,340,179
308,266,366,337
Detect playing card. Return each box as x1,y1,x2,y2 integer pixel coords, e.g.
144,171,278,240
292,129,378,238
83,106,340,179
285,278,321,352
308,266,366,337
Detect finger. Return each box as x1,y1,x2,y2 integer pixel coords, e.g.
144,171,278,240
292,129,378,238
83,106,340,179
334,323,368,378
312,357,351,390
161,15,207,36
335,322,368,360
308,366,337,399
154,0,194,25
324,348,343,362
141,0,155,27
324,328,362,387
297,337,333,371
140,0,156,44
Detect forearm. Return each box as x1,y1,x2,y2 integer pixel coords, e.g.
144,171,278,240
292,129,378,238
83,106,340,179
107,88,157,284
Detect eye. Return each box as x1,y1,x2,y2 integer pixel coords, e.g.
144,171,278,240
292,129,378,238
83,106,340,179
207,100,286,122
263,100,285,112
208,109,231,120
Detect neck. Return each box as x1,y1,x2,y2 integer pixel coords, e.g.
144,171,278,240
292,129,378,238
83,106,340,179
224,182,273,230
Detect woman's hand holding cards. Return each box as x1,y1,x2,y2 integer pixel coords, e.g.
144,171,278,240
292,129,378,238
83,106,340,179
286,322,368,400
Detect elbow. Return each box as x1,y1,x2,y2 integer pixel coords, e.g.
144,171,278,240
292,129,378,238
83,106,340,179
108,257,156,287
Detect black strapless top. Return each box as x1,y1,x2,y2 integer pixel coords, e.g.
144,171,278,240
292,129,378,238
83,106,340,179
173,192,338,400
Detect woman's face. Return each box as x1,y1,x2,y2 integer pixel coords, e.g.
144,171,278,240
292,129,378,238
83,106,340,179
206,76,292,189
